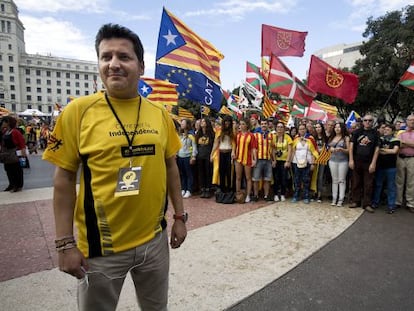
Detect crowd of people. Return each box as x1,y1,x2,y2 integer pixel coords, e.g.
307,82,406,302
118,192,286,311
0,115,51,192
174,112,414,214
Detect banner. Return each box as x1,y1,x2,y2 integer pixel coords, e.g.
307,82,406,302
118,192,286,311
307,55,359,104
261,24,307,57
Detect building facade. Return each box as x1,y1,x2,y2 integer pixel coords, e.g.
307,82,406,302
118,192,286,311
313,42,363,70
0,0,101,114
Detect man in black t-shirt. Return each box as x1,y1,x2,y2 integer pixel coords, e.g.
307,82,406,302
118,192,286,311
349,114,380,212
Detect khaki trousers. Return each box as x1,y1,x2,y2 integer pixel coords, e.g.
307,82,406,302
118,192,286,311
396,156,414,208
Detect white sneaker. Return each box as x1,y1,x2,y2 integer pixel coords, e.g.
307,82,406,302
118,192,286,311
183,191,191,198
245,195,251,203
274,195,280,202
181,190,185,196
337,202,343,207
331,202,336,206
280,195,286,202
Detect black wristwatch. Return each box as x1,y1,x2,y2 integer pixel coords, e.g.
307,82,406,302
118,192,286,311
173,212,188,223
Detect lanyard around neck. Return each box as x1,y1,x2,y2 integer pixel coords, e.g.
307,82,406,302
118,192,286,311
104,92,141,152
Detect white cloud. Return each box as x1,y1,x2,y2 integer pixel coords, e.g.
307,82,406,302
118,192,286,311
184,0,298,21
21,15,96,61
14,0,109,13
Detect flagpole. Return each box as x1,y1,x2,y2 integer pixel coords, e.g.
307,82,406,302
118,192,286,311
377,82,399,122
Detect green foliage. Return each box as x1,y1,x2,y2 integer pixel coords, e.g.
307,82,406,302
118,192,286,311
352,5,414,121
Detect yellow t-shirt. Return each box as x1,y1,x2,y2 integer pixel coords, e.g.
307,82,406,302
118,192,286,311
273,133,293,161
43,91,181,258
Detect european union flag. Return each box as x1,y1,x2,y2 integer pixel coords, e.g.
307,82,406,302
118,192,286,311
155,8,224,112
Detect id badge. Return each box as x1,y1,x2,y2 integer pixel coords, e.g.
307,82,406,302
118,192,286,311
114,167,142,197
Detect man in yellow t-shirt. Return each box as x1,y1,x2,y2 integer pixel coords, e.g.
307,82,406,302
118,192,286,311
43,24,187,311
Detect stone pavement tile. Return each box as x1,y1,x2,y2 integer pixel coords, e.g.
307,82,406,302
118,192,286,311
0,203,54,281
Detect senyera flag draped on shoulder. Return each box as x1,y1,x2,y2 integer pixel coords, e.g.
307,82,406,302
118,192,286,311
261,24,308,57
267,55,316,105
307,55,359,104
138,77,178,106
155,8,224,112
399,61,414,91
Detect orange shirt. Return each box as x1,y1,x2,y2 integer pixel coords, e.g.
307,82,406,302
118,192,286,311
235,132,256,166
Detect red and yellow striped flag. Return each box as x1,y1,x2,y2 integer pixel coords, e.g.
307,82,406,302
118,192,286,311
139,77,178,106
178,107,194,120
219,105,233,116
263,95,277,118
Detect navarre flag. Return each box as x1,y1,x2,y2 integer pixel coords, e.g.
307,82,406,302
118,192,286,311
261,24,307,57
155,8,224,111
268,55,316,105
246,61,267,93
345,110,361,129
399,61,414,91
307,55,359,104
138,77,178,106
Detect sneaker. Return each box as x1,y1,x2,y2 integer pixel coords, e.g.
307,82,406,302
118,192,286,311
245,195,251,203
274,195,280,202
364,206,375,213
317,197,322,203
280,195,286,202
337,202,343,207
264,196,273,202
291,197,298,203
251,195,259,202
181,190,185,196
387,209,395,214
183,191,191,199
331,202,336,206
303,199,310,204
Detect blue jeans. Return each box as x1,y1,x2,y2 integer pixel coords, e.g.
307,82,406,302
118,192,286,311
293,163,311,200
177,156,193,192
372,167,397,209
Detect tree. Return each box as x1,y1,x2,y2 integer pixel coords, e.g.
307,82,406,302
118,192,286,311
352,5,414,121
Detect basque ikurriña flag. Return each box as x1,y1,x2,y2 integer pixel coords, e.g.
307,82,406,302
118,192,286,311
155,8,224,111
399,61,414,91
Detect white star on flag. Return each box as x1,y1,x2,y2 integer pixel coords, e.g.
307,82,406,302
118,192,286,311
163,29,177,46
140,84,150,95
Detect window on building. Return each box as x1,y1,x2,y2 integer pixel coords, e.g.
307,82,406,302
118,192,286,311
9,66,14,73
26,87,31,92
76,65,80,69
0,55,2,61
10,85,15,91
46,71,51,77
56,80,61,86
85,90,89,96
66,89,71,95
76,90,80,95
57,89,61,94
57,63,61,67
7,21,11,33
37,61,42,65
66,81,70,87
56,72,61,78
11,94,15,100
84,82,89,88
37,87,41,93
66,72,70,78
47,96,52,102
48,106,52,113
0,75,3,81
46,80,51,85
26,77,30,84
36,69,41,76
0,65,2,72
37,96,42,102
8,55,13,62
47,88,51,94
75,73,80,79
26,59,31,64
66,64,71,68
1,4,5,12
84,74,89,80
75,82,80,87
38,105,42,111
25,68,30,75
36,79,41,84
8,44,12,50
0,93,4,99
9,76,14,82
1,21,5,32
47,62,52,66
85,66,89,70
27,95,32,101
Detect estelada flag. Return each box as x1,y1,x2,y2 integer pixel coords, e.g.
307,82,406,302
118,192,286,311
138,77,178,106
307,55,359,104
261,24,307,57
399,61,414,91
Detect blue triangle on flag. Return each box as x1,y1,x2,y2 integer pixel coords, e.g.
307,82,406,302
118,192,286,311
156,8,186,60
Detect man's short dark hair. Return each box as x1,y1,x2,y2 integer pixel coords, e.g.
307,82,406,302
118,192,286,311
95,23,144,63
